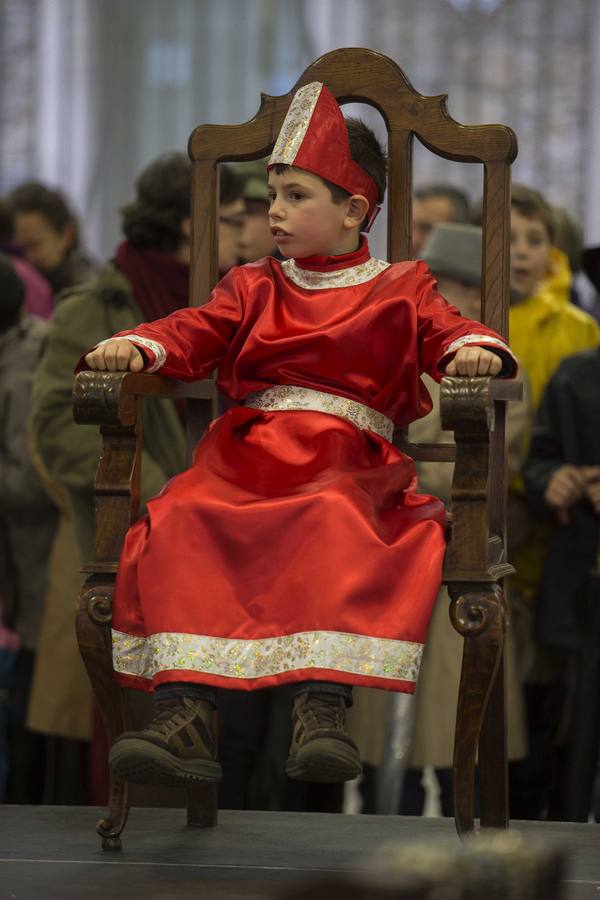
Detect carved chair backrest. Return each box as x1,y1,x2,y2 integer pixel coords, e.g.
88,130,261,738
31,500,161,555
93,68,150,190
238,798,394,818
187,47,517,565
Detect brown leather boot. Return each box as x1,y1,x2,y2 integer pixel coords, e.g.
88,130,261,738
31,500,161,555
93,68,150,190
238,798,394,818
285,692,362,783
108,696,222,787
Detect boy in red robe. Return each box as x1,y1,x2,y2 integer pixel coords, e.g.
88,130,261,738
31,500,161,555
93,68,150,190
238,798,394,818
83,82,516,789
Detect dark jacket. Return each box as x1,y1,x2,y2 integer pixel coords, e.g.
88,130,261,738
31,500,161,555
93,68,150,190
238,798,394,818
523,348,600,649
0,316,58,649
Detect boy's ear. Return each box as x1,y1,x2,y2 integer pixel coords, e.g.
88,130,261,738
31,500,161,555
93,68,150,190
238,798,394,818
345,195,370,228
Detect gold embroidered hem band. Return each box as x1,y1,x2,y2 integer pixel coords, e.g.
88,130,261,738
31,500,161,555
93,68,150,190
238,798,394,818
244,385,394,441
112,628,423,684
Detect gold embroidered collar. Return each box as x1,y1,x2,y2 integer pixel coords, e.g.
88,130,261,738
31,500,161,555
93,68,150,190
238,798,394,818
282,256,390,290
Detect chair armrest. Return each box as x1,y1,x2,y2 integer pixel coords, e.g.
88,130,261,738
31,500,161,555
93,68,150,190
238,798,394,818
440,376,521,584
73,371,217,572
73,370,216,428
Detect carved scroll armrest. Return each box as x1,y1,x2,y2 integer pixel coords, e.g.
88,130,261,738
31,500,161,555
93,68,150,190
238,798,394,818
73,370,216,428
440,376,522,583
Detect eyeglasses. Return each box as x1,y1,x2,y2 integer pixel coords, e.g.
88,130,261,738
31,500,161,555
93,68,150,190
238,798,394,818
219,215,245,230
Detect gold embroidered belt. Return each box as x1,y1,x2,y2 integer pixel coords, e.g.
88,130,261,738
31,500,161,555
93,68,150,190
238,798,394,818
244,385,394,441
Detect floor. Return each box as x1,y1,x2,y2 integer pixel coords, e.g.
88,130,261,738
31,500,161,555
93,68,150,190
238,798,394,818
0,806,598,899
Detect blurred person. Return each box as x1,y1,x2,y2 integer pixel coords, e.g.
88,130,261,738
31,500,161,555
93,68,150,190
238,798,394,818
27,156,245,804
7,181,97,298
26,153,194,802
218,165,246,274
522,347,600,820
580,245,600,323
503,184,599,819
0,253,58,803
348,224,529,815
0,198,53,319
238,160,279,263
412,183,470,258
551,206,583,288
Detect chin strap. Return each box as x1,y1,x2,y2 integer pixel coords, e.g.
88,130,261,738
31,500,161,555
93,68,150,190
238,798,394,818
362,204,382,234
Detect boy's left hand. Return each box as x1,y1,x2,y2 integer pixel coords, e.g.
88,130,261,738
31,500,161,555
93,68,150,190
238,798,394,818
445,347,502,377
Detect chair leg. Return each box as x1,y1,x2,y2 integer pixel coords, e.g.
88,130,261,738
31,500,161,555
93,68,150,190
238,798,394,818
187,784,218,827
449,584,505,837
478,654,508,829
187,708,219,827
77,577,130,851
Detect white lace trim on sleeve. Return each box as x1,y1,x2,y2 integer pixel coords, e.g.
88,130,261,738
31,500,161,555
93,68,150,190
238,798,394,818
446,333,517,367
96,334,167,373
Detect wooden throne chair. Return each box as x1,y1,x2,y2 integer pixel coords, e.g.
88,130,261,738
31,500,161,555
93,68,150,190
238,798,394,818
73,47,521,850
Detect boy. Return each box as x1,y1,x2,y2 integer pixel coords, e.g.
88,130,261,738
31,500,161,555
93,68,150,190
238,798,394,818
508,184,599,411
83,82,516,789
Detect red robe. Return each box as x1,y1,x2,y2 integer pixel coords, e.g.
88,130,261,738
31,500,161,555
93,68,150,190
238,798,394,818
100,241,515,695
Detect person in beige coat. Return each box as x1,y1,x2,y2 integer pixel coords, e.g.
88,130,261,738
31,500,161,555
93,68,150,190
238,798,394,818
348,224,529,814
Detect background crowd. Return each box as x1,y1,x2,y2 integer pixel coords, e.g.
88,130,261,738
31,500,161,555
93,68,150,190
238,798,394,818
1,151,599,822
1,0,600,825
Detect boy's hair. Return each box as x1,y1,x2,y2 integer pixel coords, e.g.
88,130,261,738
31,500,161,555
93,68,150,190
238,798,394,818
271,116,387,230
470,184,556,244
8,180,79,244
552,205,583,274
414,183,470,222
510,184,555,242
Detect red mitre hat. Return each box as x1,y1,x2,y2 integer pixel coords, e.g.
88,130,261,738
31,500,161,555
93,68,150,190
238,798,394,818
268,82,381,231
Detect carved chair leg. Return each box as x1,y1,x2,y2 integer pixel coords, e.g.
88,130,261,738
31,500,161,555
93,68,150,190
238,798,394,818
187,784,218,827
450,585,505,837
186,710,219,827
77,577,130,851
478,653,508,829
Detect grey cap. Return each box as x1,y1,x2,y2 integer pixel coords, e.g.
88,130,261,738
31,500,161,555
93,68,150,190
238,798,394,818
236,159,269,202
420,223,483,286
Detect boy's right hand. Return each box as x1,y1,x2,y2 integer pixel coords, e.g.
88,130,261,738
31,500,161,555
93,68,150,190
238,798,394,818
84,339,145,372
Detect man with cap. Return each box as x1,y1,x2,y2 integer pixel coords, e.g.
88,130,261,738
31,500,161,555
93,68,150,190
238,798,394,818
81,83,516,792
403,223,529,813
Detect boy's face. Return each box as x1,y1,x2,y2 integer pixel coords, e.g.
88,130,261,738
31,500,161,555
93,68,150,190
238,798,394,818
267,169,358,259
510,208,551,300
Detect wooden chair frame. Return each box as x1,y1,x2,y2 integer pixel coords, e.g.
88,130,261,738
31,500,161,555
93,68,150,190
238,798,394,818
73,48,521,850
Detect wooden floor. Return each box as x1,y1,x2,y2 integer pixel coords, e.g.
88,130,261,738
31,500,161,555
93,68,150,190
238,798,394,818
0,806,598,899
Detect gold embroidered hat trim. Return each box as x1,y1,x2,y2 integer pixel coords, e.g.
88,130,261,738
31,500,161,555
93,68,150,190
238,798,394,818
112,628,423,685
244,385,395,441
282,257,390,290
270,82,323,165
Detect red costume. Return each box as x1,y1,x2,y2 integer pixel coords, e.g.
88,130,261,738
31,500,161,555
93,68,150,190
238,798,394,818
102,240,515,696
86,82,516,698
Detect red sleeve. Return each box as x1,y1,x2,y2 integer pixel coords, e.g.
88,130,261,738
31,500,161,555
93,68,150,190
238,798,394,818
414,261,517,380
76,267,245,380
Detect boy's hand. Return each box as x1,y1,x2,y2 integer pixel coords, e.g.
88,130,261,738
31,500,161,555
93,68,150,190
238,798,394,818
85,339,144,372
445,347,502,377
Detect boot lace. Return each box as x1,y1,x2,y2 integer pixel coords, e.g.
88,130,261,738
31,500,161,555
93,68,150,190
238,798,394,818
302,695,345,730
150,697,191,734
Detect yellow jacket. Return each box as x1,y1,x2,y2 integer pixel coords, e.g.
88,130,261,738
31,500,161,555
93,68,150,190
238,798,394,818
509,247,600,411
